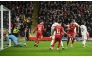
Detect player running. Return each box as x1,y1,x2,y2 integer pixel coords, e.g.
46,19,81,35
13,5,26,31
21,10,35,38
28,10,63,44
33,20,45,47
67,20,79,47
50,19,64,49
50,21,67,50
5,33,27,47
64,19,79,41
80,22,88,47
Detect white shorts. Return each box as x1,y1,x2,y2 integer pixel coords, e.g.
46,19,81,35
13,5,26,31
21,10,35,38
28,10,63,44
51,31,56,40
82,34,87,40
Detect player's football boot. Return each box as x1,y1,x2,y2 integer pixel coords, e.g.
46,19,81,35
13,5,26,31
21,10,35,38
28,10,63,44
49,47,53,50
71,44,73,48
49,48,51,50
24,43,27,46
36,45,38,47
34,44,36,47
83,46,85,48
57,48,59,50
62,47,64,50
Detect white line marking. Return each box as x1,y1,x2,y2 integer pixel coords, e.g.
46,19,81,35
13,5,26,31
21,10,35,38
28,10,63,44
85,45,92,48
0,45,12,51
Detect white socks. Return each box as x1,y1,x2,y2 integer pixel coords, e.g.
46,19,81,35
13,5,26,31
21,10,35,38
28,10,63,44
50,39,54,46
61,41,64,48
82,40,86,47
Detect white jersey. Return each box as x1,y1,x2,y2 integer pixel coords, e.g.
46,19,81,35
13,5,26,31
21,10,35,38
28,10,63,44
51,22,59,35
80,25,87,35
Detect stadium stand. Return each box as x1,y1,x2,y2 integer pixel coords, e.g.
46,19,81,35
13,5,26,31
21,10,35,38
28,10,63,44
0,1,33,38
38,1,92,37
0,1,92,41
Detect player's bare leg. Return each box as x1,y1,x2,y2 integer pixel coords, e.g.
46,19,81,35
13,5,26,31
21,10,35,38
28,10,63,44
35,38,40,47
50,35,55,48
71,36,75,47
34,37,39,47
34,39,38,47
82,39,86,47
67,36,70,47
50,40,56,50
57,41,61,50
61,41,64,49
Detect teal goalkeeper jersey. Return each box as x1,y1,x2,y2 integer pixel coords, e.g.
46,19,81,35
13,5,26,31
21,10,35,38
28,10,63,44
7,35,18,44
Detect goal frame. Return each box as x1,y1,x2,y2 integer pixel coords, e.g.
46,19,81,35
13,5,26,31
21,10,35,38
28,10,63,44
0,5,11,50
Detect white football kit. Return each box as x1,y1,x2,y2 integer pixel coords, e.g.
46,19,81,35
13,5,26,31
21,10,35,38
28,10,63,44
50,22,64,49
80,25,88,47
51,23,59,39
80,25,87,40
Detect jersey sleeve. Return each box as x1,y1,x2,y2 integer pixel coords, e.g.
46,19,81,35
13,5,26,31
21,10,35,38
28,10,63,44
54,26,56,31
68,24,71,28
75,22,79,27
66,25,69,28
34,25,38,32
75,24,78,27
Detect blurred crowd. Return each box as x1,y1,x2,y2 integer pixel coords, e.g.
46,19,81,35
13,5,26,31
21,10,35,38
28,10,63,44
0,1,92,38
38,1,92,37
0,1,33,40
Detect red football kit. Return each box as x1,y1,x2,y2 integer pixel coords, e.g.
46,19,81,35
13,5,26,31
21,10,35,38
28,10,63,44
67,24,78,37
34,23,45,39
52,25,64,48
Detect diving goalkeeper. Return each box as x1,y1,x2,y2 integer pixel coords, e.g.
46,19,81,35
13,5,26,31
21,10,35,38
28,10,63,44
5,33,27,47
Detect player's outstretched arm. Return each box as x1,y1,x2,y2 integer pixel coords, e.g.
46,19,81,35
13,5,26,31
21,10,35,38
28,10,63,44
33,31,35,33
67,28,71,31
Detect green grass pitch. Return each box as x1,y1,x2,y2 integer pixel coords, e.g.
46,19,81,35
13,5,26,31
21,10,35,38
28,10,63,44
0,41,92,56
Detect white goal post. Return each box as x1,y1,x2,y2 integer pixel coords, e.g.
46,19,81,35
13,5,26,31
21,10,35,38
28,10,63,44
0,5,11,50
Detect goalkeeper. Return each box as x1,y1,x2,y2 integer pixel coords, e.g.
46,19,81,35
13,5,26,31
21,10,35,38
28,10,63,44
5,33,27,47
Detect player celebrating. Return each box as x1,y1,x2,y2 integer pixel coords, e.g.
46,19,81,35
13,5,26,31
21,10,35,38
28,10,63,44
5,33,27,47
80,22,88,47
33,20,45,47
50,21,67,50
67,20,79,47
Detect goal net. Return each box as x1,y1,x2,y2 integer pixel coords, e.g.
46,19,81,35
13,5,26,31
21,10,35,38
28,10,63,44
0,5,11,50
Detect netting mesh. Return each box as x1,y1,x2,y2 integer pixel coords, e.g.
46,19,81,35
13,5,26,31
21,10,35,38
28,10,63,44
0,6,10,50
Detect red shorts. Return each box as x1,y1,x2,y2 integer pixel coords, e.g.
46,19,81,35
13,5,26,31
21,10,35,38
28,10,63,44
54,37,62,42
55,35,62,39
37,32,42,39
67,32,75,37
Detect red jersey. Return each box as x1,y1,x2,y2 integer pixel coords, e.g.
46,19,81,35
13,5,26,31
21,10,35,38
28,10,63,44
68,24,78,34
34,24,44,33
54,25,64,39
